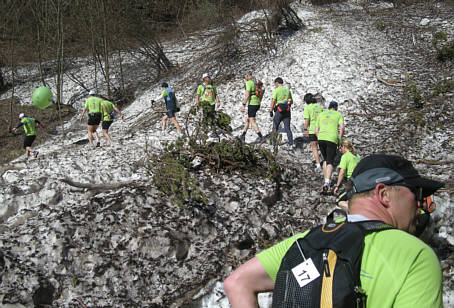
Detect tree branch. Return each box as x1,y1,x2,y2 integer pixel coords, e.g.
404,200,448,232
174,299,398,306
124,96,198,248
59,177,140,190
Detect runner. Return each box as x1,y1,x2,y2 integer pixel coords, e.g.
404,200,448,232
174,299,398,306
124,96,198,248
153,82,183,136
334,138,361,210
12,113,44,159
315,101,344,194
303,93,323,171
270,77,294,149
239,72,263,143
80,90,107,147
195,73,220,135
224,154,444,308
100,97,125,144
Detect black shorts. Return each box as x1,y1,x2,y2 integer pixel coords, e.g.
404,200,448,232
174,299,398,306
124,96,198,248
165,110,176,118
318,140,337,165
309,134,317,142
24,135,36,148
88,113,102,126
102,120,113,130
247,105,260,118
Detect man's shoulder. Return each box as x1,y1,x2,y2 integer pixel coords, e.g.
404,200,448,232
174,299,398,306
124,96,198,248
365,229,436,254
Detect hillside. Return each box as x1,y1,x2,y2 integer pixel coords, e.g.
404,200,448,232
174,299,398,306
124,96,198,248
0,1,453,307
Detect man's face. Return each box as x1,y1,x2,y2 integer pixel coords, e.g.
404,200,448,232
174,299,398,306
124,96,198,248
388,185,422,233
204,77,211,83
244,74,251,80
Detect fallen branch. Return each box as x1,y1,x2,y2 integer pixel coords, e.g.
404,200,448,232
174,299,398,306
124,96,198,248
60,177,141,190
415,159,454,166
74,298,87,308
348,111,403,118
377,77,404,87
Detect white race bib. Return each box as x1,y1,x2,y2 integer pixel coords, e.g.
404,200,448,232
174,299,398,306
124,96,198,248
291,258,321,288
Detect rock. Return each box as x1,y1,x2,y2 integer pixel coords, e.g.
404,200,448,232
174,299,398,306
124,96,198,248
420,18,431,26
3,171,20,183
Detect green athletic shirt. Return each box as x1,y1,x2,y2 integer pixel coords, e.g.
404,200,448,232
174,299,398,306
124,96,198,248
316,110,344,144
245,79,260,106
303,104,323,134
21,117,37,136
339,151,361,179
101,100,116,122
197,83,217,105
272,86,292,105
84,96,103,114
256,228,443,308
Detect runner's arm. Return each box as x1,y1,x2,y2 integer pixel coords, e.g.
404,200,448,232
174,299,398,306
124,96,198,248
35,120,45,128
12,122,23,132
338,123,344,139
243,90,250,106
114,107,125,120
154,94,164,102
224,257,275,308
335,168,346,194
216,92,220,108
195,93,200,106
270,99,276,113
80,108,87,122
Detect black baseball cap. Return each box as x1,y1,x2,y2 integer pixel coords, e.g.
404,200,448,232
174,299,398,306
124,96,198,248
348,154,444,199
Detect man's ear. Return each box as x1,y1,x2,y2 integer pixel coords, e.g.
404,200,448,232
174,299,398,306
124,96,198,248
375,183,391,208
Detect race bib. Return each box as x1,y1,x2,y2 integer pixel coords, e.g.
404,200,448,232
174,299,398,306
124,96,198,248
291,258,320,288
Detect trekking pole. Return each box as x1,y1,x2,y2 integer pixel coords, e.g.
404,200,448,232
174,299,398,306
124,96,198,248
289,225,307,261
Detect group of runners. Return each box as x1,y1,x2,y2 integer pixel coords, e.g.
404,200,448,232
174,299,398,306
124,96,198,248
80,90,125,147
10,74,446,307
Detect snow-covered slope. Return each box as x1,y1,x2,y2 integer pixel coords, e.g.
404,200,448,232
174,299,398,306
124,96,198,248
1,1,453,307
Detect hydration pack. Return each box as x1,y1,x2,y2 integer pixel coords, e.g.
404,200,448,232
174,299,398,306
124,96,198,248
253,79,264,101
277,100,292,113
165,88,179,112
272,210,393,308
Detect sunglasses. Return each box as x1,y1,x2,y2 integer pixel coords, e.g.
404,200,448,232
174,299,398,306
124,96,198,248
389,183,423,203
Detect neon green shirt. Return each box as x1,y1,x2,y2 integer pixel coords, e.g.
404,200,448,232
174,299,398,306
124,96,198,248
316,110,344,144
197,83,217,105
21,117,37,136
257,228,443,308
101,100,116,122
84,96,103,114
272,86,292,105
339,151,361,179
245,79,260,106
303,103,323,134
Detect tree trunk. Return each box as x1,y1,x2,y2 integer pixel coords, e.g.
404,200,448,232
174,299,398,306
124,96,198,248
55,0,64,136
101,0,111,97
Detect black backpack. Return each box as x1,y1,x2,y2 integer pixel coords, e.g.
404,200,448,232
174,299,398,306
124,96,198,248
272,210,393,308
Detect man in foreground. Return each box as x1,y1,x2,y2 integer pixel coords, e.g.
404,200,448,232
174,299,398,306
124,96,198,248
224,154,444,308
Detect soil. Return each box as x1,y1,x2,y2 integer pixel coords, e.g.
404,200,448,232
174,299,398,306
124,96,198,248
0,97,76,164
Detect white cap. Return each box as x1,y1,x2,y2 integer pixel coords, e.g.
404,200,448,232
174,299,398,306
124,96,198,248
89,89,96,95
202,73,210,79
18,113,24,118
